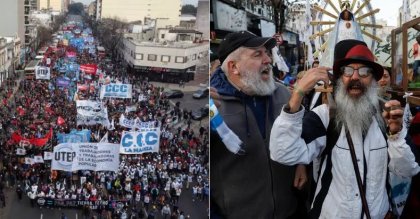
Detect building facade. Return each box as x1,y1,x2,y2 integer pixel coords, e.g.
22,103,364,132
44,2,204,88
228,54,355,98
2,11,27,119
122,29,208,83
0,0,38,64
96,0,181,27
196,0,210,40
0,36,21,86
39,0,66,13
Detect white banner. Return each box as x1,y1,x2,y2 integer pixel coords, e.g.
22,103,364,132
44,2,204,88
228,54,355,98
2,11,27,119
44,151,53,160
125,105,137,113
119,114,157,130
35,66,51,80
100,84,132,99
25,157,34,165
120,130,160,154
51,143,119,172
76,100,109,126
16,148,26,155
34,155,44,163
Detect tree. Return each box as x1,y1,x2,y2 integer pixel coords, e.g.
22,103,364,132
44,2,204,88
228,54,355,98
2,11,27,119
96,18,128,61
68,2,84,15
181,4,197,16
52,15,66,32
37,26,53,48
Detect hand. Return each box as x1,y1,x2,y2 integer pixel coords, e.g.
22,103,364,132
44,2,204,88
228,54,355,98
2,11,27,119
288,66,331,113
293,164,307,190
210,87,221,108
382,100,403,134
295,66,332,94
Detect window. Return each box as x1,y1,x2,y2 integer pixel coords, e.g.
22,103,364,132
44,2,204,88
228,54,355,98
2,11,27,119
161,55,170,62
175,56,185,63
192,54,197,60
136,53,143,60
161,34,165,38
148,54,157,61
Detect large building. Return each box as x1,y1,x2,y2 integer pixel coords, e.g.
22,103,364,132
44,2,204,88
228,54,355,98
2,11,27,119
96,0,181,27
0,0,38,62
0,36,21,85
39,0,66,12
196,0,210,40
122,29,208,83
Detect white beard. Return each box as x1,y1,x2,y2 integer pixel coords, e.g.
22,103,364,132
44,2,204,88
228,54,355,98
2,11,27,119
334,80,385,134
240,67,276,96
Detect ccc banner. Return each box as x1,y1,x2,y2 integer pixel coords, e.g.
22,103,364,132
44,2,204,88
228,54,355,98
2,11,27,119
100,83,132,99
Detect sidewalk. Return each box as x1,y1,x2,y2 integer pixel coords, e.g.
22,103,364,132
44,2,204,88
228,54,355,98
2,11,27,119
149,71,209,92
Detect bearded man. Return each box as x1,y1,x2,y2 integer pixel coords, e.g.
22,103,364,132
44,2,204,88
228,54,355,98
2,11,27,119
210,31,305,218
270,39,420,218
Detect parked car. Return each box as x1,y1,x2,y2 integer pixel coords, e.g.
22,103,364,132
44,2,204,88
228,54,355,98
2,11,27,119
163,89,184,98
192,88,209,99
191,107,209,120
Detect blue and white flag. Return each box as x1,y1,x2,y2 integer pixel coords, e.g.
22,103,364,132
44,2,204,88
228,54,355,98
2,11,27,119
210,98,244,154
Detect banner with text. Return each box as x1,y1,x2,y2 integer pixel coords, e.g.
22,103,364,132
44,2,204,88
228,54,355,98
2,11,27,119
51,143,119,172
76,101,109,126
120,130,160,154
35,66,51,80
119,114,158,130
57,129,91,143
100,84,132,99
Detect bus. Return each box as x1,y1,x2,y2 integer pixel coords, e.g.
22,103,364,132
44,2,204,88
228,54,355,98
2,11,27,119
24,60,40,80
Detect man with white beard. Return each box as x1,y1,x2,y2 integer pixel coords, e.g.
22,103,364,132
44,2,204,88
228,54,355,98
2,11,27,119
210,31,305,218
270,39,420,218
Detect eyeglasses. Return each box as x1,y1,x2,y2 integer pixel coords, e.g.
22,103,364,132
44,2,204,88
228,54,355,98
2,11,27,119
340,66,373,78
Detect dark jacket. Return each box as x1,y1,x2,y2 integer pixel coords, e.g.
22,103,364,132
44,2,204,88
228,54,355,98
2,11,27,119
210,68,297,219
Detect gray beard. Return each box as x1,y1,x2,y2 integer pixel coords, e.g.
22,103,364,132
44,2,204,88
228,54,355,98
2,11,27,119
240,68,276,96
334,80,385,134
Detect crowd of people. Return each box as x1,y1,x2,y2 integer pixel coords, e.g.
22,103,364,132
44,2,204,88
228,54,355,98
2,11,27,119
0,18,209,219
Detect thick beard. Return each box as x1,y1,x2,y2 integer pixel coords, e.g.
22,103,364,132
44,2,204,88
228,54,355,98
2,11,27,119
240,67,276,96
334,79,385,134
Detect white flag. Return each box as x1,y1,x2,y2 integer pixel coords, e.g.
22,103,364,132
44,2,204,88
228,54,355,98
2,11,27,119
100,132,109,143
16,148,26,155
44,151,53,160
34,156,44,163
25,157,34,165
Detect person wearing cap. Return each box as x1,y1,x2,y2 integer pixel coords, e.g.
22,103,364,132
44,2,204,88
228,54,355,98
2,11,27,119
210,31,303,218
270,39,420,218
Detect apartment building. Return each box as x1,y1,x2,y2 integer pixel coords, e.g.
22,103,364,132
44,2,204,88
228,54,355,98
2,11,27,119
96,0,181,27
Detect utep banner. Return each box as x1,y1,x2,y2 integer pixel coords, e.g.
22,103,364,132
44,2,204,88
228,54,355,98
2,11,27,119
100,84,132,99
76,101,109,126
51,143,119,172
120,130,160,154
36,197,128,210
35,66,51,80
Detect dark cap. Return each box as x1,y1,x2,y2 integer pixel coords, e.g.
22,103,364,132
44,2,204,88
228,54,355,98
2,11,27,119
217,31,276,63
333,39,383,81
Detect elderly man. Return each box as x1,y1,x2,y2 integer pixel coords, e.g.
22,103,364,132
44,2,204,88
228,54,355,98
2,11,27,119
270,39,420,218
210,31,305,218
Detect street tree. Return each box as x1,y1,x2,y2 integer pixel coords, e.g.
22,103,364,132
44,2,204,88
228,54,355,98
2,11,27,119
96,17,128,61
181,4,197,15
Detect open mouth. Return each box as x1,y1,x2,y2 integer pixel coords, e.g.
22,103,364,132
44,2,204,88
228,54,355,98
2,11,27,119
261,68,271,75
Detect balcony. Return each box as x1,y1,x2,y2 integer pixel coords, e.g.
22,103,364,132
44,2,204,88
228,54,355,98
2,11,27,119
24,0,29,5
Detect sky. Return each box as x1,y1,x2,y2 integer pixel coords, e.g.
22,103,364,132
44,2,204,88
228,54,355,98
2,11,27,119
370,0,401,27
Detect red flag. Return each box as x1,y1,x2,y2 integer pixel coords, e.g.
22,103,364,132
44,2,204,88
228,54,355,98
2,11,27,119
57,116,65,126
